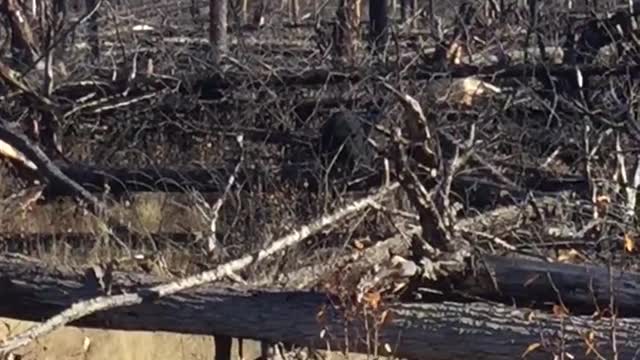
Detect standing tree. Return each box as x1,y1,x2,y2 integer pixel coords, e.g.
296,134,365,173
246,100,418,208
86,0,100,61
240,0,247,24
333,0,361,62
210,0,228,63
289,0,299,24
369,0,388,53
400,0,417,28
251,0,265,29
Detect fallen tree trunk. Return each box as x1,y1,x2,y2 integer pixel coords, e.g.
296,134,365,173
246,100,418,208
0,253,639,360
29,162,586,201
439,254,640,317
189,62,640,92
64,59,634,98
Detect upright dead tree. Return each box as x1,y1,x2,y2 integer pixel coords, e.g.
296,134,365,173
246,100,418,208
210,0,228,63
250,0,265,28
333,0,361,62
229,0,249,28
400,0,417,28
369,0,388,53
240,0,247,24
86,0,99,61
289,0,299,24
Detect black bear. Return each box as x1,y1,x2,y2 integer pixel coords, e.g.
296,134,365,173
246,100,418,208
319,110,378,177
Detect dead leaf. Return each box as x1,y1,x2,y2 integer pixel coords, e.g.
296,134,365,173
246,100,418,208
595,195,610,212
624,233,635,253
447,41,466,65
525,311,536,322
353,238,372,250
376,309,391,325
522,342,541,357
584,330,596,355
552,304,570,318
362,291,381,310
557,249,587,264
435,76,502,106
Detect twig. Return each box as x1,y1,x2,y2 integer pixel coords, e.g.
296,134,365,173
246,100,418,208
0,182,399,354
193,134,245,254
615,132,638,220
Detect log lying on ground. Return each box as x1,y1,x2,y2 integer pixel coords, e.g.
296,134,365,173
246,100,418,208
61,58,630,99
54,58,637,105
1,253,639,360
439,254,640,317
189,62,640,92
29,163,587,200
0,232,199,252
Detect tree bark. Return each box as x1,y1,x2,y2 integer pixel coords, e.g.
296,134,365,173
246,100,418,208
427,254,640,317
288,0,298,25
368,0,388,53
400,0,417,28
250,0,264,28
85,0,99,61
209,0,228,63
240,0,247,24
1,254,640,360
333,0,360,62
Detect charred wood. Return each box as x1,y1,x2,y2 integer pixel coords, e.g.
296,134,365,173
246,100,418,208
410,253,640,317
1,254,640,359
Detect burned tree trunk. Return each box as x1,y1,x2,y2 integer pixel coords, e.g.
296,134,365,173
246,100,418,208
333,0,361,62
210,0,228,63
250,0,264,28
369,0,388,53
400,0,414,24
240,0,248,24
289,0,298,25
85,0,99,60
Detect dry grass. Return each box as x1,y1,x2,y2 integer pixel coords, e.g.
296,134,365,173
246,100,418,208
0,317,237,360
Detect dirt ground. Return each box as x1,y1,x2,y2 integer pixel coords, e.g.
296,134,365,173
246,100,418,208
0,317,220,360
0,317,371,360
